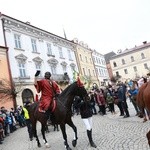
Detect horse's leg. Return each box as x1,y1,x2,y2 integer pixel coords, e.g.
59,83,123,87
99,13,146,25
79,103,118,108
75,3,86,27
32,120,41,147
67,119,78,147
60,124,72,150
41,124,50,148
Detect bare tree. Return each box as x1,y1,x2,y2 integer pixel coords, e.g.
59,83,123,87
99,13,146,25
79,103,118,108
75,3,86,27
0,79,22,108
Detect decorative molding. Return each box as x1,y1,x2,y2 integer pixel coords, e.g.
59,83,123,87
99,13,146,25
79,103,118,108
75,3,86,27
70,63,76,67
61,61,67,66
47,58,58,64
2,17,76,49
32,56,43,62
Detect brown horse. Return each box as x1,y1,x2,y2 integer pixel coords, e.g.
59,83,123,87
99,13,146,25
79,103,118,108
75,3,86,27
28,81,88,150
136,81,150,145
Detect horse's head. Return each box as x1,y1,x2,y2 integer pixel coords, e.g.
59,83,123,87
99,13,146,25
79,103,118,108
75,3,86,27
75,79,88,101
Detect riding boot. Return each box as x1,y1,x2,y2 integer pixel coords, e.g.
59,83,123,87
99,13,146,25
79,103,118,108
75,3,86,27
45,110,50,119
87,130,97,148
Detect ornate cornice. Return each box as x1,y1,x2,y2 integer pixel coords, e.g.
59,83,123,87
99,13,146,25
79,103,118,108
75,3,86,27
61,61,67,66
32,56,43,62
47,58,58,64
2,16,76,50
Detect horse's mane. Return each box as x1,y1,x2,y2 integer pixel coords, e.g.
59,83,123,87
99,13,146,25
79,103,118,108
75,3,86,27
60,82,77,98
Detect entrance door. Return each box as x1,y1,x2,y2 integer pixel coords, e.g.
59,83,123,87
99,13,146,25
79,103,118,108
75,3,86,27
22,88,34,104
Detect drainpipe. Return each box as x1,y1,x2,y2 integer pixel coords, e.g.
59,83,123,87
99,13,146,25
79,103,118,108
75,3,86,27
1,16,17,108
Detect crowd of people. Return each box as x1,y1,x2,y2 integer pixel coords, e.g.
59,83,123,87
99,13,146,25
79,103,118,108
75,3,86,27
73,74,150,122
0,105,27,144
0,71,150,147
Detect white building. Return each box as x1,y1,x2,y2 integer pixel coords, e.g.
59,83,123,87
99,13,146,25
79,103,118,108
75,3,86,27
0,13,78,106
110,41,150,82
92,50,109,86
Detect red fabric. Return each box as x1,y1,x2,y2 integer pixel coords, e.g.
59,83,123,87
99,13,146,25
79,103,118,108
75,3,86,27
77,76,84,87
51,100,56,112
96,93,106,106
35,79,61,111
35,94,39,102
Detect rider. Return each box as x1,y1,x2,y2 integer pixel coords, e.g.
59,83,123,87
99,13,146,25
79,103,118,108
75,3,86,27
34,71,61,113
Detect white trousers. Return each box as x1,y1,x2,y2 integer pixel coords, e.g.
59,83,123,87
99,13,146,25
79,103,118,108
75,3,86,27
82,117,92,130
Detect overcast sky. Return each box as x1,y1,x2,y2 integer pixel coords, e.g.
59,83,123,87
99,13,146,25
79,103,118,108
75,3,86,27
1,0,150,54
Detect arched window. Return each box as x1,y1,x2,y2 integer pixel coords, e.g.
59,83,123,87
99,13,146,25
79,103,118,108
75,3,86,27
141,53,145,59
22,88,34,103
122,59,125,65
131,56,134,62
113,62,117,67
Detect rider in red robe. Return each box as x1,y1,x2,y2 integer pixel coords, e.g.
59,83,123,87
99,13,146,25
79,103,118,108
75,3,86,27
34,71,61,113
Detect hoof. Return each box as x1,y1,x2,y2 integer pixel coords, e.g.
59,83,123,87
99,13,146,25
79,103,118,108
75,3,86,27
66,147,72,150
72,140,77,147
38,143,41,147
45,143,50,148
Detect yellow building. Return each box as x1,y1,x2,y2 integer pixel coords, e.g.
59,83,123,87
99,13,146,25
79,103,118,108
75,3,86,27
73,39,99,89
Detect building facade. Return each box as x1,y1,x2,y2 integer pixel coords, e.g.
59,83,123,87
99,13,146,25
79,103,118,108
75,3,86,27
110,42,150,82
0,46,14,109
92,50,109,86
73,38,99,89
0,14,79,106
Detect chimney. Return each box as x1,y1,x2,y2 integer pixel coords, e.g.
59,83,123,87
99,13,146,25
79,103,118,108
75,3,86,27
26,21,30,24
143,41,147,44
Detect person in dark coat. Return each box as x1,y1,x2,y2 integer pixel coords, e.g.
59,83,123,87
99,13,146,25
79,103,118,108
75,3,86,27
77,96,97,148
117,82,130,118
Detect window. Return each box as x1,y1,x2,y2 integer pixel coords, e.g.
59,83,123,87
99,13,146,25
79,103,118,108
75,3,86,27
83,68,86,75
122,59,125,65
62,65,67,73
88,69,91,76
50,65,56,74
58,47,63,58
35,63,42,76
31,39,37,52
95,68,98,76
67,49,72,60
124,69,128,74
47,43,52,55
133,66,137,72
144,63,148,69
113,62,117,67
141,53,145,59
116,71,119,76
19,63,26,77
80,54,82,61
93,56,95,63
85,56,88,63
131,56,134,62
14,34,21,49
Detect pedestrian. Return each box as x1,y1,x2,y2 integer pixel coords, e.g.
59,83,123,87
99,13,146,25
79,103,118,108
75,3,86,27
22,102,33,141
34,71,61,114
106,92,115,114
95,89,106,115
117,82,130,118
89,92,97,115
76,97,97,148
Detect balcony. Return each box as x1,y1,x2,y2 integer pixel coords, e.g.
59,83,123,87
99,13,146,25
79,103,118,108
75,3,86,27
51,74,69,84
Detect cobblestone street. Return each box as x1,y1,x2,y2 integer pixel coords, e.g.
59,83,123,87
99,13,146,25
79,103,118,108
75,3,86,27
1,100,150,150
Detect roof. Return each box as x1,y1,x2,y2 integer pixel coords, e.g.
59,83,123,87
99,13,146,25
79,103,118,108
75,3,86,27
104,51,116,64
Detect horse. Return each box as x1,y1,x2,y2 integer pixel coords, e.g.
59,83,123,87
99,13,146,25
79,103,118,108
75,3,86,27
28,80,88,150
136,81,150,146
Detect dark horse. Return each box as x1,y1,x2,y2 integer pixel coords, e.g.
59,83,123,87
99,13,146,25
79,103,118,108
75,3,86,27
136,81,150,146
28,81,88,150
